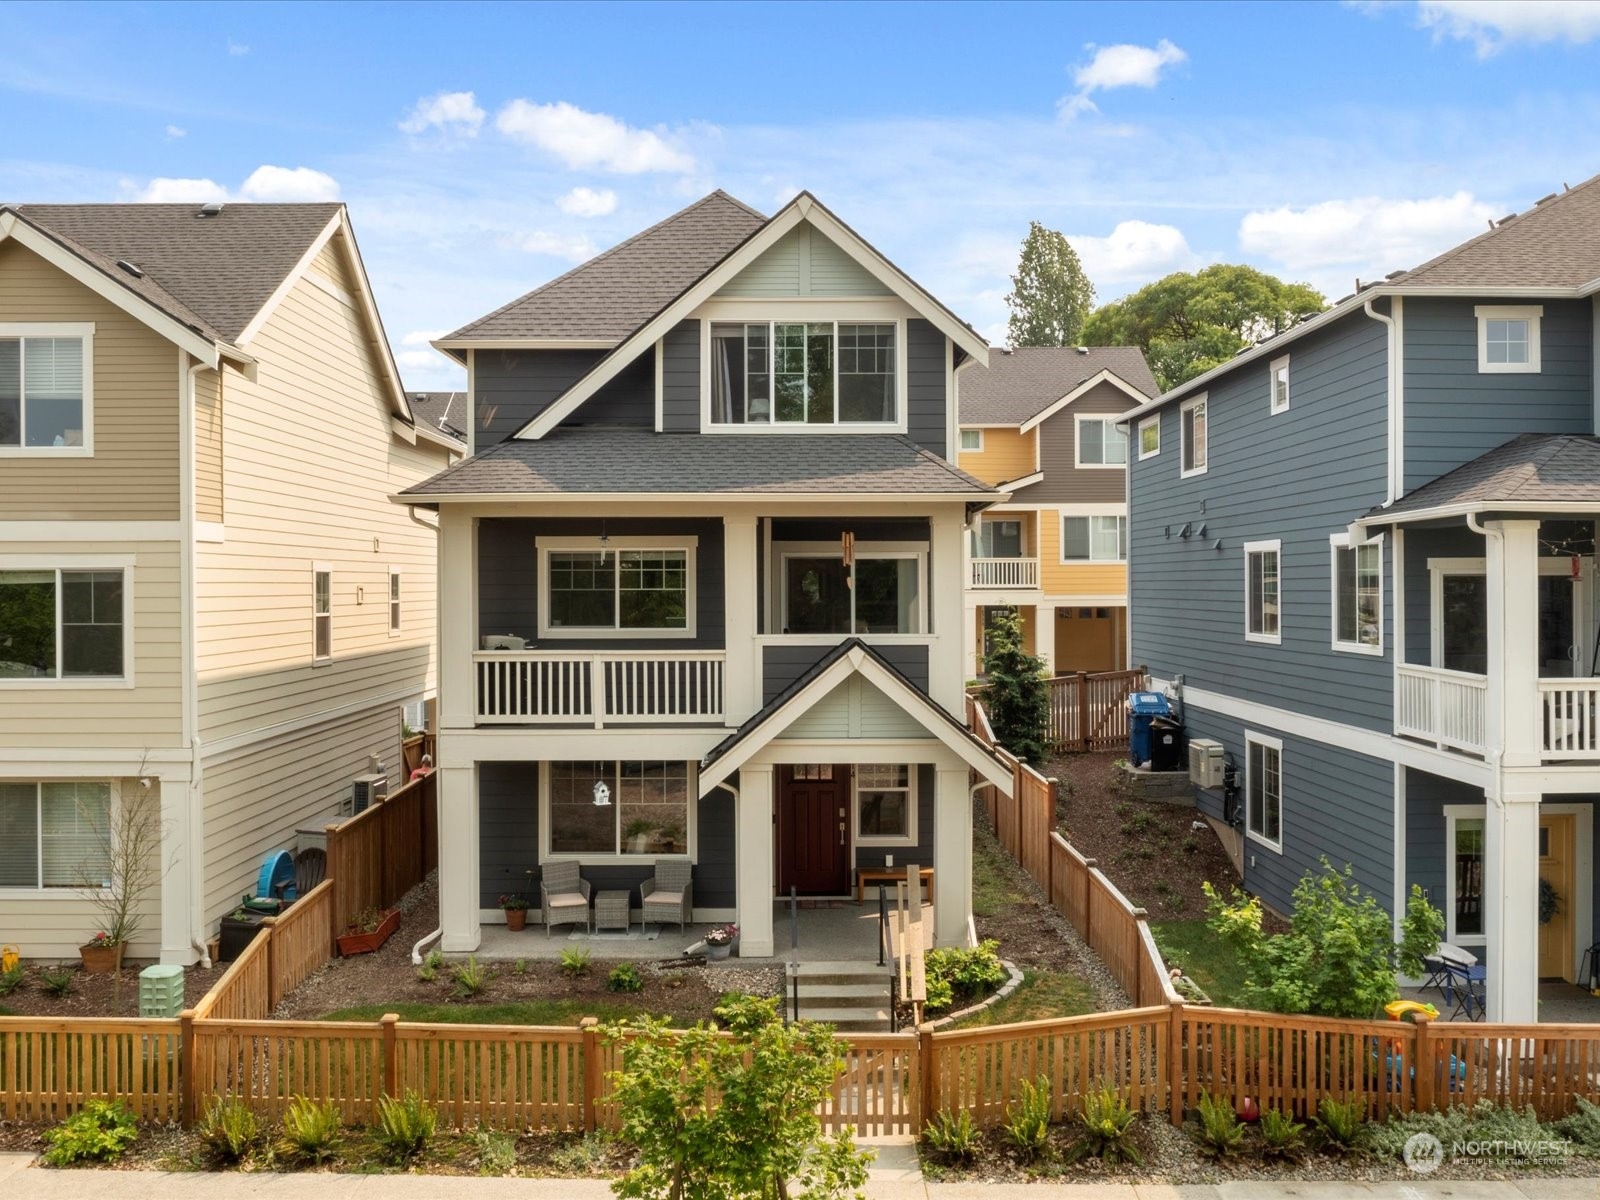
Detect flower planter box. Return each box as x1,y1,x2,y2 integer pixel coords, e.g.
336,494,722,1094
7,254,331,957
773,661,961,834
79,942,124,974
337,908,400,956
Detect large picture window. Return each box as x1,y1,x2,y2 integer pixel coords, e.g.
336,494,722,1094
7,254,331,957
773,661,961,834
710,321,897,425
0,781,111,889
546,761,690,858
0,567,125,680
1062,516,1126,562
0,331,90,452
540,541,694,638
781,552,923,635
1245,734,1282,851
1331,535,1381,653
855,764,915,844
1245,541,1281,644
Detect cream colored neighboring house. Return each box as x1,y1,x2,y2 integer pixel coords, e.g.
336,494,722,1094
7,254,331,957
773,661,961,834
0,203,459,963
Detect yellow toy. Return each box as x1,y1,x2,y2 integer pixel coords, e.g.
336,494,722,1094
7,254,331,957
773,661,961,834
0,945,18,973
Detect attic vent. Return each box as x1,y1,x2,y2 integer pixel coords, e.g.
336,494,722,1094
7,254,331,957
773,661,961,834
197,201,225,218
1495,212,1517,226
1075,346,1088,355
115,259,143,278
1536,192,1559,206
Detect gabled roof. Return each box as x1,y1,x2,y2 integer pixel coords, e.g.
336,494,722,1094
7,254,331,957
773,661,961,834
439,191,767,346
397,427,999,500
959,346,1157,426
698,639,1014,794
1365,434,1600,522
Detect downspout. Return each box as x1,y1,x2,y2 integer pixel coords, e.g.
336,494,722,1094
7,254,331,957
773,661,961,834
405,505,442,965
184,359,211,966
1362,298,1403,507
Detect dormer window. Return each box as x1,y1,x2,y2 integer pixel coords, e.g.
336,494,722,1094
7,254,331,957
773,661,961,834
709,321,898,426
1475,305,1541,373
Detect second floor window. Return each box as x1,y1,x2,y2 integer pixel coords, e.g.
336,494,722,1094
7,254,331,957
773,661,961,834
1245,541,1281,643
709,322,896,425
959,429,983,452
1476,305,1541,373
1181,395,1208,476
782,553,922,635
1076,418,1127,466
0,333,89,452
543,547,691,636
973,519,1023,559
1137,415,1160,459
1062,516,1126,562
1332,537,1381,652
0,567,125,680
313,569,332,660
388,570,402,634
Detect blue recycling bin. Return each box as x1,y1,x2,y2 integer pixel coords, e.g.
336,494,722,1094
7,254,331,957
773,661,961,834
1127,692,1172,766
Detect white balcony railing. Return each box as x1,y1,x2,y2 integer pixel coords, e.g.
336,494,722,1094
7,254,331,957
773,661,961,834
970,557,1039,589
475,651,725,726
1541,679,1600,760
1396,663,1489,756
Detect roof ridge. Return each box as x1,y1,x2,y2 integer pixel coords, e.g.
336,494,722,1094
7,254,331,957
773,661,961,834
1395,170,1600,284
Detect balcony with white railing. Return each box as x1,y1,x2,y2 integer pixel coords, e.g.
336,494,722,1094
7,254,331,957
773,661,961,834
1396,663,1489,756
1541,679,1600,761
970,557,1039,589
475,651,725,726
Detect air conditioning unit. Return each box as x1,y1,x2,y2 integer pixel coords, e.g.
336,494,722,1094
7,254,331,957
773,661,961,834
351,772,388,814
1188,739,1225,789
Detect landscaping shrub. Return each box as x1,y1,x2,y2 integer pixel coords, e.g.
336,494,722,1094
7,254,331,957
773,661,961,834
608,962,644,993
1555,1096,1600,1151
451,956,488,998
1365,1102,1551,1161
924,940,1006,1013
512,958,528,975
42,1099,139,1166
1003,1076,1053,1162
1193,1092,1244,1159
471,1126,518,1175
921,1109,982,1163
559,947,591,978
1312,1095,1367,1153
276,1095,342,1166
979,607,1049,764
1258,1107,1306,1161
39,967,75,997
1065,1081,1141,1166
416,949,444,983
198,1097,259,1166
373,1089,437,1165
0,962,24,995
712,991,778,1033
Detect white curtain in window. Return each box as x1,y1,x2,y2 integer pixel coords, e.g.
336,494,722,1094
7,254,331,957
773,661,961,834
23,338,84,399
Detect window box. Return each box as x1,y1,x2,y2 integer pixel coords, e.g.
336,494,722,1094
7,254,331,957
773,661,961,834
337,908,400,957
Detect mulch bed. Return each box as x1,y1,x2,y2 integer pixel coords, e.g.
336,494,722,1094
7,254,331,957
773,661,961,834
0,960,225,1019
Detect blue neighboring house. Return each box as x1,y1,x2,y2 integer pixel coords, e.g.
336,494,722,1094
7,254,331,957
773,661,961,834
1125,173,1600,1022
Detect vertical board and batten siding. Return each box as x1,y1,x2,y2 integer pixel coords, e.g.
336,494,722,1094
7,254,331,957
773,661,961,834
661,319,700,433
1010,381,1137,504
0,239,180,519
782,675,935,740
714,223,892,298
193,229,446,747
762,644,930,703
193,368,223,523
906,318,947,459
1129,309,1393,733
1403,297,1593,491
476,516,725,650
957,426,1036,487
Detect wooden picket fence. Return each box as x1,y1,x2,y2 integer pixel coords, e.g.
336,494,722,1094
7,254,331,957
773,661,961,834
1047,668,1146,751
325,771,437,942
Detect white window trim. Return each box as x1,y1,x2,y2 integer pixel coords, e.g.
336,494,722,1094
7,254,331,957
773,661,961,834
387,567,402,638
0,555,134,688
1329,532,1384,657
1180,393,1208,478
1073,414,1128,470
776,543,928,636
539,760,697,865
1060,514,1128,564
1269,354,1290,414
536,536,698,641
1441,804,1488,948
1243,539,1282,646
1475,305,1542,374
1137,414,1160,460
853,764,918,847
312,563,332,665
1244,731,1284,853
0,323,95,458
959,428,983,452
0,778,116,897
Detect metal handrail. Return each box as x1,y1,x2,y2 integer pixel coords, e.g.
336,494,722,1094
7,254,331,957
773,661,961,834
788,886,800,1025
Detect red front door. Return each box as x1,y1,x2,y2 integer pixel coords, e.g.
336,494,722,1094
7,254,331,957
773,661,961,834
778,765,849,895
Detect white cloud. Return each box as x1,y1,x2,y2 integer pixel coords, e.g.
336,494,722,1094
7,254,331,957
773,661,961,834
1238,192,1495,274
164,125,186,140
1060,39,1187,119
495,100,695,173
556,186,618,217
401,328,447,347
399,90,485,137
136,176,229,203
1417,1,1600,57
237,165,341,202
226,40,249,56
514,230,598,260
1068,220,1198,285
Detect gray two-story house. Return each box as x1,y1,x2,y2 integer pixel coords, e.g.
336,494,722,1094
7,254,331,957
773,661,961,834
401,191,1013,960
1126,174,1600,1022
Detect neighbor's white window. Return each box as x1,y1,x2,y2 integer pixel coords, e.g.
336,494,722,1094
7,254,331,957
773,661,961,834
1270,355,1290,413
708,321,898,425
1137,415,1160,460
1475,305,1542,373
1180,394,1208,476
0,781,111,890
855,764,916,845
538,538,695,639
1062,515,1127,563
1075,417,1128,467
1331,534,1382,654
781,550,924,635
959,429,983,452
0,326,93,455
388,569,401,635
546,760,691,859
1245,733,1283,851
1244,540,1281,644
0,567,126,681
312,567,332,660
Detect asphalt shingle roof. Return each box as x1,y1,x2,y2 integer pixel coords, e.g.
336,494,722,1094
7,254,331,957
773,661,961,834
12,203,343,342
1370,434,1600,519
444,192,767,343
399,428,998,498
406,392,467,443
959,346,1157,425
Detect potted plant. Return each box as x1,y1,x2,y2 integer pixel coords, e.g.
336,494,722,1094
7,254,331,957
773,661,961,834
704,923,738,961
76,775,164,980
336,905,401,956
499,893,530,932
79,930,122,975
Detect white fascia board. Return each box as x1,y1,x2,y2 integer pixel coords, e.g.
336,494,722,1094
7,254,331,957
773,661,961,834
391,490,997,506
235,212,341,345
1357,498,1600,530
333,210,416,423
431,337,619,351
998,471,1044,490
1020,370,1148,432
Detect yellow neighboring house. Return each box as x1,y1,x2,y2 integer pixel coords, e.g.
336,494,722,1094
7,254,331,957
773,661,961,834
956,346,1156,677
0,203,460,962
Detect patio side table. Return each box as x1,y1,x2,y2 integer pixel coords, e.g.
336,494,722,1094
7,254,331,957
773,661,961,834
595,890,631,933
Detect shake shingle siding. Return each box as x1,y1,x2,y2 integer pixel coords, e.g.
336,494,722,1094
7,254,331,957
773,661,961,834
1130,311,1392,732
662,320,700,432
907,319,947,458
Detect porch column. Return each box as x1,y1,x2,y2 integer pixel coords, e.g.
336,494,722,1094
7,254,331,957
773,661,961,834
723,514,759,725
933,765,973,948
1484,790,1541,1022
1485,519,1541,766
157,778,196,965
1033,604,1056,674
438,763,480,952
736,766,775,957
929,509,966,714
438,507,477,732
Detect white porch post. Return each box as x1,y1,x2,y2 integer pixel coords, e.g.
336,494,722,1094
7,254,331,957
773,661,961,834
438,763,480,952
438,507,477,731
737,765,775,957
929,509,965,714
1033,604,1056,675
1487,520,1541,766
1485,791,1541,1022
158,778,196,965
724,514,759,725
934,764,973,948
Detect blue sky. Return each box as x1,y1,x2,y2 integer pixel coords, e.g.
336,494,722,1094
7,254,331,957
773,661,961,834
6,0,1600,388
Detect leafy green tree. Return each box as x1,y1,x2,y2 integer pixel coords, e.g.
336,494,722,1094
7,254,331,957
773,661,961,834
605,1006,872,1200
1204,859,1444,1020
1082,264,1326,392
981,607,1050,765
1005,221,1096,347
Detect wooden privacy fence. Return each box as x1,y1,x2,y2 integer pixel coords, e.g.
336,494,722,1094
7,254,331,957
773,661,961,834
193,880,336,1022
1048,668,1146,751
326,771,438,940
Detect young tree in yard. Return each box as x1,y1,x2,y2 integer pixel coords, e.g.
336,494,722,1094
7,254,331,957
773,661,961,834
605,1001,872,1200
1005,221,1096,347
981,607,1050,765
79,774,165,951
1205,859,1444,1020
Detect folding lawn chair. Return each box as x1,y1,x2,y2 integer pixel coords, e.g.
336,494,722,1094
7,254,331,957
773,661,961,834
1440,959,1487,1021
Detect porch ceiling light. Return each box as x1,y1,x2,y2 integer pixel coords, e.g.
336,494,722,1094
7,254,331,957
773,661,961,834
593,780,612,807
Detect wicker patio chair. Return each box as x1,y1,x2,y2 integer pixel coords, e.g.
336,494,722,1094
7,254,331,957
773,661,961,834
540,862,592,937
640,861,693,934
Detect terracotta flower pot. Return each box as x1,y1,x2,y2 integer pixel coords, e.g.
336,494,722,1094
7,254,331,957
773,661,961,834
80,942,123,974
505,908,528,931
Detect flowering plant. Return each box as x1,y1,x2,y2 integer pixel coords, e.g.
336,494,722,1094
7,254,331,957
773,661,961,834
704,923,738,947
498,893,531,912
85,930,119,947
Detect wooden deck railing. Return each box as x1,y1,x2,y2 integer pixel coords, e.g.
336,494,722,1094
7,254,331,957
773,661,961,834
474,650,726,725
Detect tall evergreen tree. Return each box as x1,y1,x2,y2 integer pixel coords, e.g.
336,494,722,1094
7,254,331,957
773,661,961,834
981,607,1051,765
1005,221,1096,347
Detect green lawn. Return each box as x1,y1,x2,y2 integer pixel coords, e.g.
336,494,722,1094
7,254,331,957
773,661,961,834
1150,919,1250,1008
950,970,1096,1028
971,832,1030,919
318,999,678,1026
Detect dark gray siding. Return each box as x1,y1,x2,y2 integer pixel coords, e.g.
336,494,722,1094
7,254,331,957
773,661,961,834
661,320,700,433
472,348,653,446
854,763,935,873
1011,381,1135,504
769,517,928,543
569,355,654,426
907,319,947,458
696,782,736,907
763,644,929,703
1402,767,1477,922
1129,310,1393,731
478,517,725,649
1403,298,1593,491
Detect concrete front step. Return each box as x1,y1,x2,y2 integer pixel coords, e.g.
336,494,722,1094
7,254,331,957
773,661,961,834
791,960,894,1031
